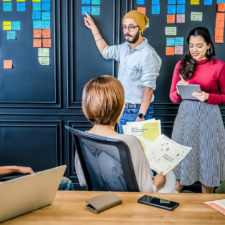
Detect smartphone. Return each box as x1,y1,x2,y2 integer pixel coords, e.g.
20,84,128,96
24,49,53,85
138,195,179,211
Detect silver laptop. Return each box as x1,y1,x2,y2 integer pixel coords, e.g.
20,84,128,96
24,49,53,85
0,165,66,223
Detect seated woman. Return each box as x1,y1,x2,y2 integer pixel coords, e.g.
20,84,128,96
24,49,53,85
76,75,176,193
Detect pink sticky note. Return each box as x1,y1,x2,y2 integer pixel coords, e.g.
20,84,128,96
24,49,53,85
177,14,185,23
175,46,183,55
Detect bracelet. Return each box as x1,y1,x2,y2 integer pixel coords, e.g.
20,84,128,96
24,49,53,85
95,37,103,42
93,32,100,36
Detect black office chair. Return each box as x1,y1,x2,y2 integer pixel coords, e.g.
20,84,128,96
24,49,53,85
65,126,139,192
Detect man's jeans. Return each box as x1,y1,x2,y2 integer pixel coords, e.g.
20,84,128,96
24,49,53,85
119,103,154,134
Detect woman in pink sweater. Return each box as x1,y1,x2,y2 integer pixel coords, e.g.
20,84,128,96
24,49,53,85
170,27,225,193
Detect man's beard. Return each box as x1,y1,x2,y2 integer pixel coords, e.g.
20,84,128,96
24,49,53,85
124,30,140,44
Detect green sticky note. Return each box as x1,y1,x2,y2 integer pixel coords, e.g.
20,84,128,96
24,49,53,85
38,48,49,57
160,199,170,204
191,12,202,21
165,27,177,35
38,57,50,65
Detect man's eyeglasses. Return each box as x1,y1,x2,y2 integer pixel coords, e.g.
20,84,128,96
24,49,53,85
121,25,139,32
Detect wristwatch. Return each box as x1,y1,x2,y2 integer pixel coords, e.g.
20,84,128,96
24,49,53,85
138,113,146,119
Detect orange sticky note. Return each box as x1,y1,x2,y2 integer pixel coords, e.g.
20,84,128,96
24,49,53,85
215,36,224,43
33,29,42,38
167,15,175,24
137,7,146,15
215,27,224,36
166,47,174,55
216,13,225,28
43,39,51,48
33,39,42,48
4,60,12,69
218,3,225,12
42,29,51,38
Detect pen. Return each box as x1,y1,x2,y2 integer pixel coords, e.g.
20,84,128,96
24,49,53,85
179,74,183,80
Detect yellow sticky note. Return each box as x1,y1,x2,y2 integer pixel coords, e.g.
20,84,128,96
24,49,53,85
3,21,11,30
3,0,11,2
32,0,41,2
191,0,199,5
17,0,25,2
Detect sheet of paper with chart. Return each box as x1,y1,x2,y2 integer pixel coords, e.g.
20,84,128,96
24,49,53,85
145,134,192,175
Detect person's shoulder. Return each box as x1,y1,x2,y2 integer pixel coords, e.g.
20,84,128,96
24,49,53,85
110,134,140,144
212,58,225,67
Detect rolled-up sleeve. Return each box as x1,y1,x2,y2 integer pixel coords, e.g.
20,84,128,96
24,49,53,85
103,45,121,61
141,54,162,90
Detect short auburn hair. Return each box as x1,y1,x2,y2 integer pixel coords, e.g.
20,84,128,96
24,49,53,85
82,76,125,126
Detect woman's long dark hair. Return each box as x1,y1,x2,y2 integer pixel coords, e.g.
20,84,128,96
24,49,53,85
178,27,215,80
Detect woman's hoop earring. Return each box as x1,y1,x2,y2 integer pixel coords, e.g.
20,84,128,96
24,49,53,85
207,49,210,55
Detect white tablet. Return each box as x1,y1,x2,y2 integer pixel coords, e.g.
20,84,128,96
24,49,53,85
176,84,201,100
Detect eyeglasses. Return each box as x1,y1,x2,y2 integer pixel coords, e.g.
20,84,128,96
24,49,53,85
121,25,139,32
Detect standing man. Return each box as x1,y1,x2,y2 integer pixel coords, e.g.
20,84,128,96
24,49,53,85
84,10,162,133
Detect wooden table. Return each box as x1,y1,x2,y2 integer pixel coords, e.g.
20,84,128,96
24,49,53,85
2,191,225,225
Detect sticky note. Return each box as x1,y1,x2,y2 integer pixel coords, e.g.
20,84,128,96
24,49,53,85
3,2,12,11
152,0,160,4
42,21,50,29
204,0,212,4
168,0,176,4
38,57,50,65
42,0,50,2
32,11,41,20
216,13,225,27
42,3,50,11
33,29,42,38
17,2,25,11
165,27,177,35
166,47,175,55
91,6,100,15
7,31,16,39
215,27,224,36
82,0,90,4
33,20,42,29
82,6,90,15
3,0,12,1
177,14,185,23
167,5,176,14
38,48,49,57
166,38,175,46
32,0,41,2
92,0,100,4
17,0,25,2
175,37,184,45
137,7,146,14
217,0,225,3
177,0,185,3
175,46,183,55
215,34,224,43
42,12,50,20
12,21,20,30
191,12,203,21
152,5,160,14
167,14,175,23
43,39,51,47
218,3,225,11
4,60,12,69
191,0,199,4
3,21,11,30
42,29,51,38
177,5,185,14
136,0,144,4
33,39,42,47
33,2,41,11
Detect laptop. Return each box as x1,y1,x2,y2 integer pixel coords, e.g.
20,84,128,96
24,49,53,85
0,165,66,223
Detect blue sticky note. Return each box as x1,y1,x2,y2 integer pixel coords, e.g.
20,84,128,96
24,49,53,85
42,0,50,2
166,38,175,46
177,0,185,3
167,5,176,14
42,12,50,20
12,22,20,31
82,0,91,4
32,11,41,20
175,37,184,46
152,0,160,4
136,0,144,4
204,0,212,4
42,3,50,11
17,3,25,11
217,0,225,3
82,6,90,15
33,20,42,29
3,2,12,11
92,0,100,4
177,5,185,14
33,2,41,11
91,6,100,15
42,21,50,29
7,31,16,40
168,0,176,4
152,5,160,14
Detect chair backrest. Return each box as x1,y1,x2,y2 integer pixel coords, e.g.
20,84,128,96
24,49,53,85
65,126,139,192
